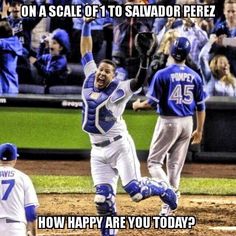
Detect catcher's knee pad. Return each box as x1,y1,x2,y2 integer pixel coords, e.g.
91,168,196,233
94,184,116,216
124,178,166,202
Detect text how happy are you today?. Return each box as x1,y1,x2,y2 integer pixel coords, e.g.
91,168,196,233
38,215,196,230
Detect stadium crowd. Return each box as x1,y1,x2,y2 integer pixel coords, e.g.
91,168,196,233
0,0,236,96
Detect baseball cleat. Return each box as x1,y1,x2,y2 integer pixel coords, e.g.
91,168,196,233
160,188,177,210
159,203,173,216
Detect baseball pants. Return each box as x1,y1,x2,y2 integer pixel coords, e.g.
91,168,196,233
148,116,193,190
90,134,142,193
0,218,27,236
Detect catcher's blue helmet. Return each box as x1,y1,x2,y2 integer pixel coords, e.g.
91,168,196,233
170,37,191,62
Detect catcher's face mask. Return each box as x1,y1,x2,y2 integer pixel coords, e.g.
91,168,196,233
95,62,115,89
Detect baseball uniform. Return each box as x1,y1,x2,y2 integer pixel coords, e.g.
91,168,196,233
0,143,39,236
0,166,39,236
81,21,177,235
82,52,143,190
147,63,207,186
146,37,207,215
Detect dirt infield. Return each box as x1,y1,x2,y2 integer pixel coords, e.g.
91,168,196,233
37,194,236,236
16,160,236,236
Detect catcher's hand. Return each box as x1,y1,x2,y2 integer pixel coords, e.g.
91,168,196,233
135,32,157,58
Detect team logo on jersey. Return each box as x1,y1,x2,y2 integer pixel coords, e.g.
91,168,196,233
90,92,100,100
105,116,116,122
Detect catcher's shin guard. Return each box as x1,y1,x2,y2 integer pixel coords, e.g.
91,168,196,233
160,188,178,210
124,178,166,202
94,184,117,236
140,177,166,198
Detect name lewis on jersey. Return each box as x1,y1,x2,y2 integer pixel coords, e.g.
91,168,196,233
0,170,15,177
171,73,194,83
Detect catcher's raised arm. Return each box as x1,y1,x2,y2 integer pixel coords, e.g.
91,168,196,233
130,32,157,92
80,17,96,58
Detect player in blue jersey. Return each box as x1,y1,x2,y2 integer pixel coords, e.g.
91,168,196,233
80,18,177,236
133,37,207,216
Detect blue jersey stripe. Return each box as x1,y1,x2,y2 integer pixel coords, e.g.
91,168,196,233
81,52,94,67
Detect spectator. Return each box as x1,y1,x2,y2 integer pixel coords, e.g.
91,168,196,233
149,28,202,83
221,36,236,47
2,0,43,84
176,18,208,66
112,0,153,79
49,0,73,34
0,20,22,94
149,29,180,79
6,0,42,53
206,55,236,96
155,1,208,67
70,0,112,63
210,0,236,76
29,29,70,93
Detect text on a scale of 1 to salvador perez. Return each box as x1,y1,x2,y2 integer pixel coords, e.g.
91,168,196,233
21,4,215,18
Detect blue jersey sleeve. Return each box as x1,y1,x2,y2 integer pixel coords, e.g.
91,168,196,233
25,205,37,222
146,72,163,109
194,75,208,111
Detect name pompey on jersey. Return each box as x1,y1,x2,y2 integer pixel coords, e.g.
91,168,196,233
171,73,194,83
124,4,215,18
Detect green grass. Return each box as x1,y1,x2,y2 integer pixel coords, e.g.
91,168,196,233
0,107,90,149
31,175,236,196
0,107,156,150
33,176,94,193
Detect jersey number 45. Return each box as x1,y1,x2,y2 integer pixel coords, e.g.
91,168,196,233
169,84,194,104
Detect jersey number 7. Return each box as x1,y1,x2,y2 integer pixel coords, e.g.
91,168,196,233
1,179,15,200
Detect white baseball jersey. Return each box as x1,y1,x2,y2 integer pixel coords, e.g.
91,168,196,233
83,55,139,144
0,166,39,224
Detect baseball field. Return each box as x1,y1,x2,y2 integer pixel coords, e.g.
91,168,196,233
1,107,236,236
17,160,236,236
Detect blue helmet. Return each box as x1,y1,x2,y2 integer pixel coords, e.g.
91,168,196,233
170,37,191,62
0,143,19,161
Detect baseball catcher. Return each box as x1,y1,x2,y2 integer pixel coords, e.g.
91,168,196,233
80,17,177,236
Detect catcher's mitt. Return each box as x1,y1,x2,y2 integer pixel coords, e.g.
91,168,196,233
135,32,157,58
